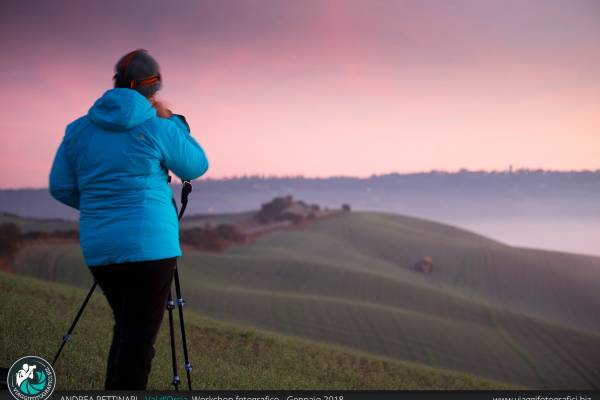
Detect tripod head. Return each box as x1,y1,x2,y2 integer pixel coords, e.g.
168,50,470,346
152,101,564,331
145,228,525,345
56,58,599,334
181,180,192,207
168,175,193,221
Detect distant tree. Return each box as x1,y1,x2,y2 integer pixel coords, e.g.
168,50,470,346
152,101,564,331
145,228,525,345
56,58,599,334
180,224,246,251
0,222,23,258
54,229,79,239
216,224,245,242
342,204,351,212
22,231,49,240
257,196,295,223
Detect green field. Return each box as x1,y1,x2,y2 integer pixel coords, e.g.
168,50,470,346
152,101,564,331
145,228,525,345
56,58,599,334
0,271,508,389
8,211,600,388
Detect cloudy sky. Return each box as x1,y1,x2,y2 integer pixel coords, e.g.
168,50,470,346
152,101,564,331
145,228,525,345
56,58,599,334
0,0,598,188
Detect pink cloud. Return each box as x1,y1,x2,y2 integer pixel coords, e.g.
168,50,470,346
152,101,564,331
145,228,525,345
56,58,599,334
1,1,599,188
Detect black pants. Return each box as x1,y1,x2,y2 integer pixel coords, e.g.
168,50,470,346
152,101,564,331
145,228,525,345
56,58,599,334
90,257,177,390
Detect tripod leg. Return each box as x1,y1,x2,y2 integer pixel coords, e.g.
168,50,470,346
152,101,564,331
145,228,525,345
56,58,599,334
173,264,193,390
52,281,97,366
166,290,180,390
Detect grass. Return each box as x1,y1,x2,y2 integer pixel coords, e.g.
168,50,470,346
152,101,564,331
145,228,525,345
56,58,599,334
8,211,600,389
0,270,509,390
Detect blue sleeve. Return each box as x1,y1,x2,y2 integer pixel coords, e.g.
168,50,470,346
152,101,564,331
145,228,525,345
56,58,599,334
49,139,80,210
156,115,209,181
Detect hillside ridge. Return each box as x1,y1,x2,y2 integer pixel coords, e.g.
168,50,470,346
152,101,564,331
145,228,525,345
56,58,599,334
0,270,511,390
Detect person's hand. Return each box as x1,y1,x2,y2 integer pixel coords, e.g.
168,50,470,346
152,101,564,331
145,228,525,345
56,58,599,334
150,97,173,118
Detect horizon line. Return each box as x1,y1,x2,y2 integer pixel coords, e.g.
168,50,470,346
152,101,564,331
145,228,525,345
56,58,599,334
3,167,599,190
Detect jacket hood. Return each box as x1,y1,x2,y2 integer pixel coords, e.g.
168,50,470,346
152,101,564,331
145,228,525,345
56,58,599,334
88,88,156,131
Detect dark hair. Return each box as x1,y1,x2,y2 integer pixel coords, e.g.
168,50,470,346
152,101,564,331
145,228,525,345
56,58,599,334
113,49,162,98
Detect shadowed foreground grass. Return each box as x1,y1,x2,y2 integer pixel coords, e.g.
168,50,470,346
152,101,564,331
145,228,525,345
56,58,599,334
0,270,511,390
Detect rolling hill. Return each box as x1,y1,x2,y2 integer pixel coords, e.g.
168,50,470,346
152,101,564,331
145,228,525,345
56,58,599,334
0,270,508,389
5,211,600,388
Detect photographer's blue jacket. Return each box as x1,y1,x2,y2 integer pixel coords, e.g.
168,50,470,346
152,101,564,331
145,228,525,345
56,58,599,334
49,88,209,266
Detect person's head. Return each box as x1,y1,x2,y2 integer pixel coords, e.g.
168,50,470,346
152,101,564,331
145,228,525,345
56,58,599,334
113,49,162,99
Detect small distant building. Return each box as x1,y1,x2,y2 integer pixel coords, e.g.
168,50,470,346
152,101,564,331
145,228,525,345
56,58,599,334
414,256,434,274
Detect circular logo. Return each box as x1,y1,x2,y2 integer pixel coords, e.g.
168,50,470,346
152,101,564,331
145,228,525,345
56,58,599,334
7,356,56,400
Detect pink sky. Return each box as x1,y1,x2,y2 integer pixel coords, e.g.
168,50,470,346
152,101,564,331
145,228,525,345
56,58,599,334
0,0,599,188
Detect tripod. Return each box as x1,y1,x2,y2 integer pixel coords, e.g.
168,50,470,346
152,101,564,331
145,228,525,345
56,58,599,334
52,179,194,390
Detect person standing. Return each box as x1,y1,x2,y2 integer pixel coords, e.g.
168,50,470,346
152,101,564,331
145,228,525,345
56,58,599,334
49,49,209,389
